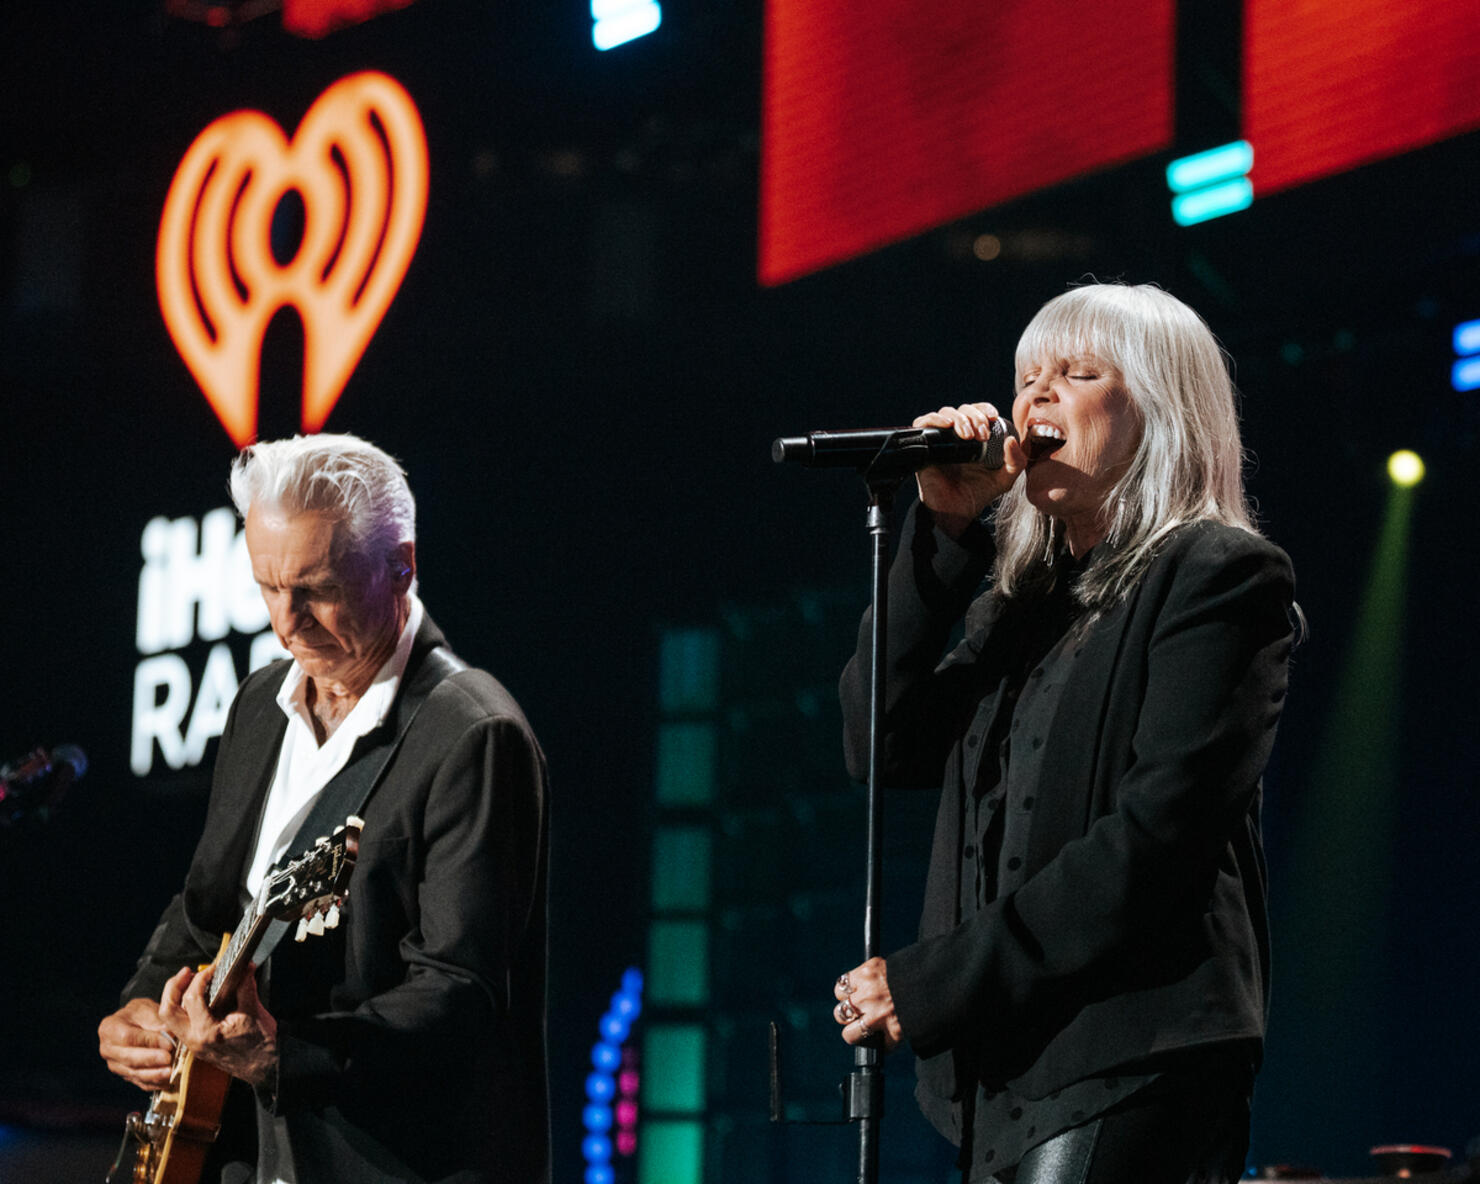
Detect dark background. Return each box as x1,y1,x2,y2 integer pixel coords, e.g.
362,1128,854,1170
1,1,1476,1180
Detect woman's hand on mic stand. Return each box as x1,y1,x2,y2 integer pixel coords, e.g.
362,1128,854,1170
912,403,1025,538
833,957,904,1051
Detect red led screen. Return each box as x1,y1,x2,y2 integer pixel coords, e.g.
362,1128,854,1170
1245,0,1480,196
759,0,1175,285
282,0,417,38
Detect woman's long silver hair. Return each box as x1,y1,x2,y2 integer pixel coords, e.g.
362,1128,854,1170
991,283,1258,611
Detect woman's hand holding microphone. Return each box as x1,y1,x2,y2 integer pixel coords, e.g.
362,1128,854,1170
911,403,1026,538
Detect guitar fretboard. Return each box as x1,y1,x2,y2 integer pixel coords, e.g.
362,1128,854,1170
208,894,265,1010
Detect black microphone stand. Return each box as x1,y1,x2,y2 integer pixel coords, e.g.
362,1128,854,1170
849,468,903,1184
769,437,915,1184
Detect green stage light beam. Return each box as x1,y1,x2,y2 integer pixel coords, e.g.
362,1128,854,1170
1273,479,1418,1142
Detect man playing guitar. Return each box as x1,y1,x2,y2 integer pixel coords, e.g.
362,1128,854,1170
99,434,551,1184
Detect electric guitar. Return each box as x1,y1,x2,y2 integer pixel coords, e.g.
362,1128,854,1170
107,816,363,1184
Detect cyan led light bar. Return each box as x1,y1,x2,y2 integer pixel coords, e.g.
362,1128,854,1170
592,0,660,49
1171,178,1254,227
1167,141,1254,228
1166,140,1254,194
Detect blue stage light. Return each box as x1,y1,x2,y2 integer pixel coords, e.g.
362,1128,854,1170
1451,356,1480,392
580,967,644,1178
1453,319,1480,358
600,1012,631,1042
582,1133,614,1163
592,1041,621,1071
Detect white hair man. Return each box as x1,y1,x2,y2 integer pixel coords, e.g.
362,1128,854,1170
99,433,550,1183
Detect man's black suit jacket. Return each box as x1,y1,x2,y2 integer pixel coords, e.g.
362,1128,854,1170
122,616,550,1183
841,504,1294,1149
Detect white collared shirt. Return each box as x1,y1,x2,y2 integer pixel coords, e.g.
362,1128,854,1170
242,595,424,898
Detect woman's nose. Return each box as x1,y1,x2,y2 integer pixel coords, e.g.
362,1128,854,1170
1020,376,1053,405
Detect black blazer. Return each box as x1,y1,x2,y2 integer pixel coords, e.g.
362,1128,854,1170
840,504,1294,1141
122,616,551,1183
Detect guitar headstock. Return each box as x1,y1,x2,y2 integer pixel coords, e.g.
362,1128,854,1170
261,815,363,942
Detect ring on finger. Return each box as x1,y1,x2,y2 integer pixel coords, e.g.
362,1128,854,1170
838,999,859,1023
837,973,852,995
855,1017,871,1039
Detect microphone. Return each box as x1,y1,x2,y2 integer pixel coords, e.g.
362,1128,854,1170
772,418,1017,476
0,744,88,826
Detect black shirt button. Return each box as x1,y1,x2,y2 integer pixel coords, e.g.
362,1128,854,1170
1031,736,1043,749
963,844,975,859
1022,796,1034,809
983,1150,996,1163
1007,856,1022,871
1009,1107,1023,1121
966,734,979,749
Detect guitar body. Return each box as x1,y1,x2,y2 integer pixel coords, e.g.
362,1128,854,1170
110,941,234,1184
108,816,363,1184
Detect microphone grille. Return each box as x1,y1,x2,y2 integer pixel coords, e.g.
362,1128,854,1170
980,417,1018,471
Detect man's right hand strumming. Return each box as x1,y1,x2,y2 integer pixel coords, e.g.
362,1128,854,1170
98,996,174,1091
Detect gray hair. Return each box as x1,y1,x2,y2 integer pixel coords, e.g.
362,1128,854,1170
991,283,1257,612
229,433,416,562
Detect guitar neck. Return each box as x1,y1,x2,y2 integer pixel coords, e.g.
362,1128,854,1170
202,818,362,1015
207,906,271,1015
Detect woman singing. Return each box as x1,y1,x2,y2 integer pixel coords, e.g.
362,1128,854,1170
834,284,1297,1183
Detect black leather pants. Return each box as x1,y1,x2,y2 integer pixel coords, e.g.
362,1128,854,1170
1001,1070,1251,1184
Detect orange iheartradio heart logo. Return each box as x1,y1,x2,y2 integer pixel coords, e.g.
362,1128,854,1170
157,71,429,447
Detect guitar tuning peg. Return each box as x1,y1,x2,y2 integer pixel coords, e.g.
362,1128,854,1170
333,824,344,834
315,835,329,847
324,902,341,929
307,912,326,937
294,917,310,943
347,814,364,827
